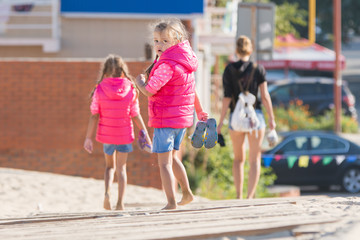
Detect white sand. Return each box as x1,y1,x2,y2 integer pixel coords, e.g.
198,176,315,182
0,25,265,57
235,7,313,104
0,167,207,218
2,168,360,239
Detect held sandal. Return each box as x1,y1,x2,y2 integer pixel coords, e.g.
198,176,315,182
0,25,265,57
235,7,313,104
191,121,207,148
138,130,152,153
204,118,218,149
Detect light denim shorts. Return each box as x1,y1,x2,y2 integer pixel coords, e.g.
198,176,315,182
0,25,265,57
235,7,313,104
103,143,133,155
229,109,266,130
152,128,186,153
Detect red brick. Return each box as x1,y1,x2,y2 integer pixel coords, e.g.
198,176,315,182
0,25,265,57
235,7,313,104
0,60,162,189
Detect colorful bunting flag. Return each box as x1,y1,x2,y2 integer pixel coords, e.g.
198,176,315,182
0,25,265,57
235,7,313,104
298,156,309,168
322,156,333,165
311,155,321,164
336,155,345,165
275,155,282,161
287,156,297,169
261,153,358,170
346,155,357,162
262,155,273,167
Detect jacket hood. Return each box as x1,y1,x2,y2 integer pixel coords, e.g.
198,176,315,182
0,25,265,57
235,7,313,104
160,40,198,72
232,60,252,75
98,78,133,99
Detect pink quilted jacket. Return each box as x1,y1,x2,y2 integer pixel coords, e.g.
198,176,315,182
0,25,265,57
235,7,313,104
90,77,139,144
147,40,198,128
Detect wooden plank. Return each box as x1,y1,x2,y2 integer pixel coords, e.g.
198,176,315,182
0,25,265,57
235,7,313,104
0,196,342,240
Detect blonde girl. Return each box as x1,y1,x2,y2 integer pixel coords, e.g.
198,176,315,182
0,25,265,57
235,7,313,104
217,35,276,199
135,18,208,210
84,54,151,210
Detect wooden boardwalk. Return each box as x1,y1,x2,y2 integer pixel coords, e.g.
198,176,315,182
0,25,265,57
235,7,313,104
0,196,347,240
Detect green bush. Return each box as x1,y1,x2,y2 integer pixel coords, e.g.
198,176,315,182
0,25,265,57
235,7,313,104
182,127,276,200
273,100,359,133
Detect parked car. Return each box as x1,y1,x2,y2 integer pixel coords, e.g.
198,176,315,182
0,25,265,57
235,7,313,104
268,77,357,119
262,130,360,193
266,69,299,84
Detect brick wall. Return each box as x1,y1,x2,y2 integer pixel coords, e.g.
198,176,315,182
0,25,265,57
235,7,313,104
0,59,162,189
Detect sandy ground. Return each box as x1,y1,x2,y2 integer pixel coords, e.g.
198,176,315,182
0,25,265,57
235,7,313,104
2,167,360,240
0,167,208,218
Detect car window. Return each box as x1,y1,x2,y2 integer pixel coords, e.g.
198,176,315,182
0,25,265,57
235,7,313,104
270,85,291,99
311,136,347,151
280,136,308,153
297,84,319,96
322,84,333,97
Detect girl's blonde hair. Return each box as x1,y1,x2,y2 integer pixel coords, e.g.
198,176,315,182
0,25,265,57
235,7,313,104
90,54,137,98
144,18,189,79
236,35,253,57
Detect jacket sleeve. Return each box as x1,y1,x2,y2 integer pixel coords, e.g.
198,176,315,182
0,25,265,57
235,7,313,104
90,89,99,115
145,63,174,94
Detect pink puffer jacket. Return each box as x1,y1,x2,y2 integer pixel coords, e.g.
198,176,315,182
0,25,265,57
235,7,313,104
90,77,139,144
147,40,198,128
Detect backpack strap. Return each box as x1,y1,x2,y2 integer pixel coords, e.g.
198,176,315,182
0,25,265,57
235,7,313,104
239,63,257,95
228,62,257,107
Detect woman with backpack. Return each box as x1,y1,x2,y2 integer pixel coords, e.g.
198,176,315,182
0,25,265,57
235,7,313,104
217,35,276,199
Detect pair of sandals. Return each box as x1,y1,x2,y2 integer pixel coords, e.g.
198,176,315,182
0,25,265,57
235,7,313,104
191,118,218,149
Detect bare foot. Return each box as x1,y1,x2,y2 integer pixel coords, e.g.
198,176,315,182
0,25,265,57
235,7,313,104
115,202,124,211
178,192,194,206
103,193,111,210
162,203,177,210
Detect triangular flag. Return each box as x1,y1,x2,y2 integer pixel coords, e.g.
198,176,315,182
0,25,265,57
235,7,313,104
311,155,321,164
346,155,357,162
298,156,309,168
262,155,273,167
322,156,333,165
275,155,282,161
287,156,297,169
336,155,345,165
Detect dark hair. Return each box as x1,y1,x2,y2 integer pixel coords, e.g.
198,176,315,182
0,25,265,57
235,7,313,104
90,54,137,98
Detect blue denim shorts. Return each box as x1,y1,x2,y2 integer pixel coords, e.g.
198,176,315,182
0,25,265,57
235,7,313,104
229,109,266,130
103,143,133,155
152,128,186,153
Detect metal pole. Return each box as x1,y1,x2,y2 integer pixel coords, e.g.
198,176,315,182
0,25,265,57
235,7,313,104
251,6,257,62
333,0,342,132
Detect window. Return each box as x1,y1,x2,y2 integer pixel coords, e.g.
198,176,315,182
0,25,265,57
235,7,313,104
271,85,291,101
297,84,319,96
281,136,308,153
311,136,346,151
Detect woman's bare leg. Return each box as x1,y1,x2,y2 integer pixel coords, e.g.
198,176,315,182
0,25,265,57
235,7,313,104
115,151,128,210
229,130,246,199
158,152,177,210
104,153,116,210
172,150,194,205
247,129,265,199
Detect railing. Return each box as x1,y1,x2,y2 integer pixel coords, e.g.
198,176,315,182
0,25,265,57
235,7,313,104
0,0,60,52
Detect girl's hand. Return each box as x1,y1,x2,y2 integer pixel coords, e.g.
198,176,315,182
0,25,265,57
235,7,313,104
197,111,209,121
145,131,152,146
84,138,93,154
268,118,276,131
135,74,146,86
